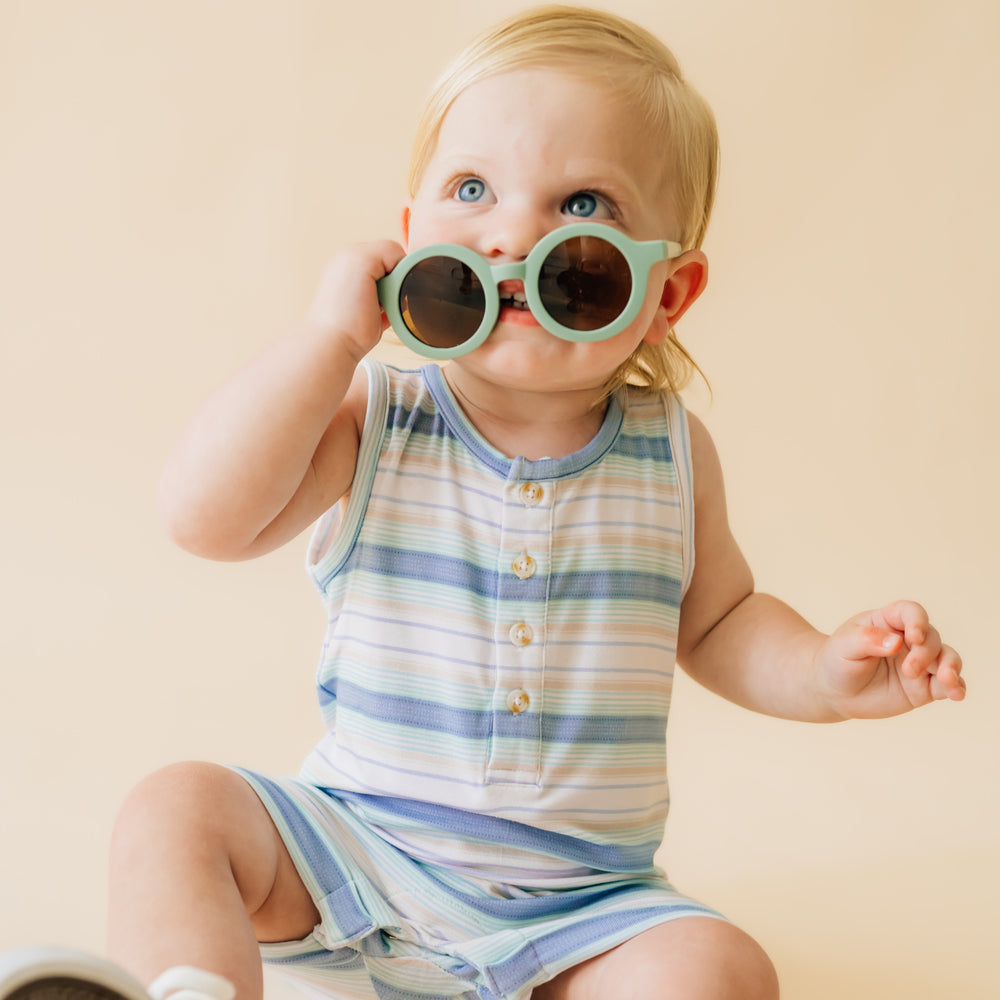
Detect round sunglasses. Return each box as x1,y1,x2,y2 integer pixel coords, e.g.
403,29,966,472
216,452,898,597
377,222,683,359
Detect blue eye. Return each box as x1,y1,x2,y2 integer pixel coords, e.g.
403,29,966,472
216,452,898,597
457,178,487,202
564,192,600,217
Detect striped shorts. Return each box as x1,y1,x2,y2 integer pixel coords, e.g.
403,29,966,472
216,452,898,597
234,769,725,1000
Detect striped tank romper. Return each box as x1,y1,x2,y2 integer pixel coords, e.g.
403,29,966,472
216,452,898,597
235,359,724,1000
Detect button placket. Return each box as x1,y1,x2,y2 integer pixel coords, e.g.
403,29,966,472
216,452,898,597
486,475,553,785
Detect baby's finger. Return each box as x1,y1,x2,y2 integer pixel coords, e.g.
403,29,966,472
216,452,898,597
935,646,967,700
930,670,966,701
880,600,929,647
901,624,943,678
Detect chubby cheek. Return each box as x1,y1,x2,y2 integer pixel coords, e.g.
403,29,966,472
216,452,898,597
583,321,658,374
639,262,672,345
641,302,671,346
627,284,671,350
401,201,465,251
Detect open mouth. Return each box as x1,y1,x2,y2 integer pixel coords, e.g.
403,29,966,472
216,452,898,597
499,290,530,311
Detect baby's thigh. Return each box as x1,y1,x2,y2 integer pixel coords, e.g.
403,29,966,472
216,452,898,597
533,916,778,1000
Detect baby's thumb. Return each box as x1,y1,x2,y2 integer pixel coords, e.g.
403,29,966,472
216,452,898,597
848,624,903,661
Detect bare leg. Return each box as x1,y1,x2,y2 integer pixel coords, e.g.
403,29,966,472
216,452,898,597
107,762,319,1000
532,917,779,1000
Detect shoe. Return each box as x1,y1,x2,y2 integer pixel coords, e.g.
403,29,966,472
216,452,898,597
0,949,235,1000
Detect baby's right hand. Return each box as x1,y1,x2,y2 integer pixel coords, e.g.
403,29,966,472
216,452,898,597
304,240,407,361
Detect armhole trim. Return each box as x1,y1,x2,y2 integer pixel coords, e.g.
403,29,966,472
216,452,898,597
663,393,695,598
306,358,389,594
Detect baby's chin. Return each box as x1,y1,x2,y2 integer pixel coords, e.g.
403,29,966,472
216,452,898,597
455,342,613,394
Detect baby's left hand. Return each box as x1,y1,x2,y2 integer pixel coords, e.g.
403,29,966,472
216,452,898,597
818,600,965,720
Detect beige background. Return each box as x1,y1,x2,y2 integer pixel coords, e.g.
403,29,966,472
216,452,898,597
2,2,998,998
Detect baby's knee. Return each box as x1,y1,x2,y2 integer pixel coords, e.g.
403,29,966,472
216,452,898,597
110,761,242,857
709,923,779,1000
593,918,779,1000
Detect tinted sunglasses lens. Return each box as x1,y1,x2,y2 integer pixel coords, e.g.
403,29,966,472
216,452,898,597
538,235,632,331
398,257,485,349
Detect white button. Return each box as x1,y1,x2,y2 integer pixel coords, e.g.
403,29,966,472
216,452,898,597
518,482,544,507
509,622,534,646
511,553,536,580
506,688,531,714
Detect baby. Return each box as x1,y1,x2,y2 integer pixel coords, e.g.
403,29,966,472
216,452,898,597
0,6,964,1000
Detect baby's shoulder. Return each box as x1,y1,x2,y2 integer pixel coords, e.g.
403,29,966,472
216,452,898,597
681,410,725,501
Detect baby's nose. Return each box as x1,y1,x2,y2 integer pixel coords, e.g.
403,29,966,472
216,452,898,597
481,210,551,262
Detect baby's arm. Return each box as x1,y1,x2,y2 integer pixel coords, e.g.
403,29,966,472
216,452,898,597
158,240,405,562
676,415,965,722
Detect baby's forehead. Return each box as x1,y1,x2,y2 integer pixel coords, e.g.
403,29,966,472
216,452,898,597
452,63,644,124
445,67,666,159
439,67,675,215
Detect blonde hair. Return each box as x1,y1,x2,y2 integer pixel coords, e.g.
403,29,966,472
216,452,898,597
407,4,719,394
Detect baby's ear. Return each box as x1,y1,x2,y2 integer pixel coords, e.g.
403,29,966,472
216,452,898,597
660,249,709,327
400,205,412,247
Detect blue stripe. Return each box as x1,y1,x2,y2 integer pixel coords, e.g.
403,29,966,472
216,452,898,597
346,542,519,598
333,792,660,873
264,946,366,972
318,679,491,737
345,542,680,605
612,430,674,463
319,679,666,744
387,396,455,444
550,568,680,605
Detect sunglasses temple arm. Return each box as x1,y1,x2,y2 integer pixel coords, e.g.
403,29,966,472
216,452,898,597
662,240,684,260
642,239,684,262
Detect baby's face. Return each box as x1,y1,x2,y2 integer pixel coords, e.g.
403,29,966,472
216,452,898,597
403,67,679,386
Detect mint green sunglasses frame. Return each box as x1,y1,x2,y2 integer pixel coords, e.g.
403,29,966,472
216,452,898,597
377,222,683,359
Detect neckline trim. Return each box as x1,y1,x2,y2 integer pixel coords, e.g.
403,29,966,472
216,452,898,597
421,364,625,481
